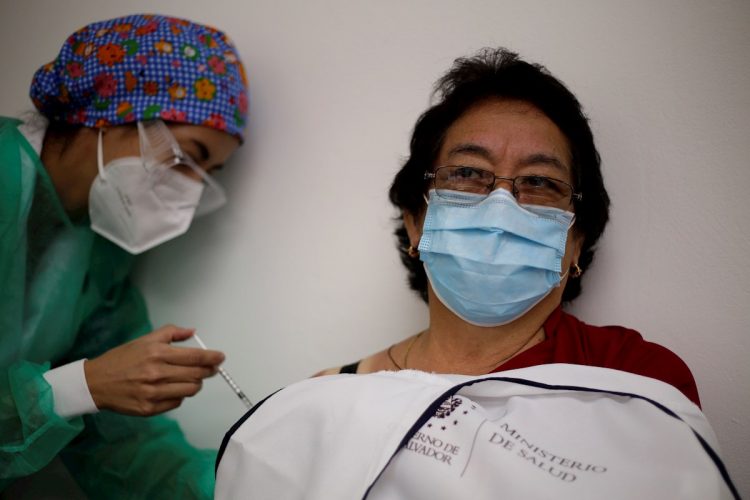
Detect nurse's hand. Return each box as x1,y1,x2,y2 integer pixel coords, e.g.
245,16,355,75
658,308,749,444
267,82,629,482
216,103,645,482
84,325,225,416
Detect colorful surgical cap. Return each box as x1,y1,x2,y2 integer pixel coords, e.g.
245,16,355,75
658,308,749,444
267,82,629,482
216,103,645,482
30,14,248,139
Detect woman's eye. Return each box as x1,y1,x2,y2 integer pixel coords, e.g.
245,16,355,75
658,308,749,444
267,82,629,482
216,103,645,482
521,176,552,188
454,167,483,179
179,151,199,164
518,176,569,198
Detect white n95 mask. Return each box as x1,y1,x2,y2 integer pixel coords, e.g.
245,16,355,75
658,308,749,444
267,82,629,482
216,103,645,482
88,126,204,255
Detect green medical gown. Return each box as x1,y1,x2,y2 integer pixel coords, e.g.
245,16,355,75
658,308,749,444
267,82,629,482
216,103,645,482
0,117,215,498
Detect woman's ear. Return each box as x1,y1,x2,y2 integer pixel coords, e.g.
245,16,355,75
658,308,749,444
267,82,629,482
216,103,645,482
570,229,585,269
403,210,424,247
98,123,141,164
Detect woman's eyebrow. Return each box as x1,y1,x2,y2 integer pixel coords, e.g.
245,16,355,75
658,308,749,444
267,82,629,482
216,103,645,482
447,143,494,162
518,153,569,173
447,145,569,173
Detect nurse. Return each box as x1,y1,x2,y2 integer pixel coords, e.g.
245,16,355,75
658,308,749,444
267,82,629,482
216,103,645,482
0,14,248,497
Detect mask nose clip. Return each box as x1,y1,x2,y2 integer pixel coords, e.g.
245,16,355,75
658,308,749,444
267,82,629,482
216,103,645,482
490,176,517,199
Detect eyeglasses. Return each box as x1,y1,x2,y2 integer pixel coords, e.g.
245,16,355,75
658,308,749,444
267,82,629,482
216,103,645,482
138,119,227,216
424,165,582,209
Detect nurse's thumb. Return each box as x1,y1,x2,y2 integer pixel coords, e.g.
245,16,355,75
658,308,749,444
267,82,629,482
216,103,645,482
151,324,196,343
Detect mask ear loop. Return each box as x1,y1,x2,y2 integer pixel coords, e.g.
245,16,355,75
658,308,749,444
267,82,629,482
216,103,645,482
96,129,108,181
137,121,166,184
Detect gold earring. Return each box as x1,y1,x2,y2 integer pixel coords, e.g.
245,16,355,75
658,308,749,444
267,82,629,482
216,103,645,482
407,245,420,258
571,263,582,278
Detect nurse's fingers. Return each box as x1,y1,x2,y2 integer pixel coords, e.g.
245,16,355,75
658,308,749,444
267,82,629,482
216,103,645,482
148,324,196,343
158,364,218,383
153,381,204,401
163,345,225,367
149,399,184,414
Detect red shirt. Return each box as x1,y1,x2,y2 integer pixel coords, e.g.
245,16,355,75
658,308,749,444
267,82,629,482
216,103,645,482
492,307,701,407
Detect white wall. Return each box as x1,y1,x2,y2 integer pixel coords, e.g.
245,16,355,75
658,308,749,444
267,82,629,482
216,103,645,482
2,0,748,495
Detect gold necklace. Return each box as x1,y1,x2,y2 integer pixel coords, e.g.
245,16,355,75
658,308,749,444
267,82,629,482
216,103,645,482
491,328,542,367
387,328,541,371
387,332,422,370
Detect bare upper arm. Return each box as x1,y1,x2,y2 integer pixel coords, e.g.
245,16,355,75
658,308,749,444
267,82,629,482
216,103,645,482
309,339,414,378
311,367,343,377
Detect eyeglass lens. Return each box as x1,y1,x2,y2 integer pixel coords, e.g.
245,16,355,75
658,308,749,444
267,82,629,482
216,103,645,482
433,166,575,208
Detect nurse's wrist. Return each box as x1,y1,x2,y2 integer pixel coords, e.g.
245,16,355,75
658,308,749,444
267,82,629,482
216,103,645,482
43,359,99,418
83,356,110,411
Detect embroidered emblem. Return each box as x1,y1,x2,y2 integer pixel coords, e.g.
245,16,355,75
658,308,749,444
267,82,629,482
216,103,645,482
435,396,463,419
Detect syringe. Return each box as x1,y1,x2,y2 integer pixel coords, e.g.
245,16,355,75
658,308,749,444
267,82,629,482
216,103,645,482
193,334,253,409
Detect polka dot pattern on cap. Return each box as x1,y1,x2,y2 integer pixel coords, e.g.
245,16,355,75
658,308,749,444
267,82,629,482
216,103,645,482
30,13,248,139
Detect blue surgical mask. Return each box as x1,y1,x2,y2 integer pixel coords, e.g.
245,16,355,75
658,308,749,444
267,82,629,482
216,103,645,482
418,189,575,327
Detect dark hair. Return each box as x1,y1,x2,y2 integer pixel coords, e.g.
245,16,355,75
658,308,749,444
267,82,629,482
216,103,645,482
388,48,610,303
44,119,83,152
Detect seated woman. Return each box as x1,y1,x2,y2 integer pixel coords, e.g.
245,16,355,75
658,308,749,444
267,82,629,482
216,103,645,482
316,48,699,407
216,49,737,499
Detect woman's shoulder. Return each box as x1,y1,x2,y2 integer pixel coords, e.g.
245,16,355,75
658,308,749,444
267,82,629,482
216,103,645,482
556,311,700,406
312,366,347,377
0,116,22,132
558,311,677,361
0,117,39,224
0,117,27,158
312,345,402,377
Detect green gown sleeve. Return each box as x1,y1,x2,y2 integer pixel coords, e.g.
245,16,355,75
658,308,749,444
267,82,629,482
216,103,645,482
58,270,217,500
0,362,85,489
0,117,85,489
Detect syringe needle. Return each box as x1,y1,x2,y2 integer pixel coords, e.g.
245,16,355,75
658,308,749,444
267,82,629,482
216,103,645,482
193,334,253,409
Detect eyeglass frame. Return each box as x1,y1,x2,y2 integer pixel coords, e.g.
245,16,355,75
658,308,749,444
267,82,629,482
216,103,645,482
424,165,582,207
